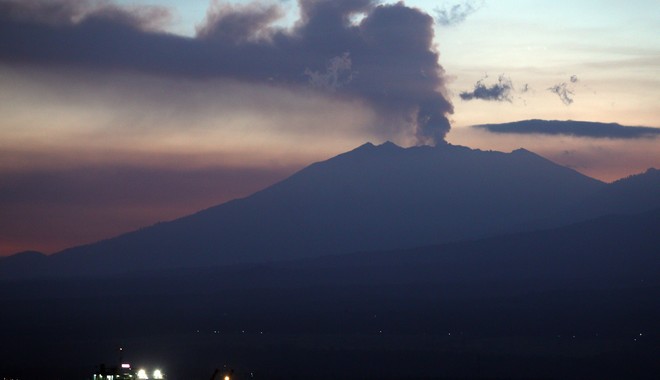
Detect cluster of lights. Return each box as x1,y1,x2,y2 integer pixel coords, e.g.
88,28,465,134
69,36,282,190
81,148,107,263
136,369,163,379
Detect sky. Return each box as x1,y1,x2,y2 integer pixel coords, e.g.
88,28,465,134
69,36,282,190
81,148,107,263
0,0,658,256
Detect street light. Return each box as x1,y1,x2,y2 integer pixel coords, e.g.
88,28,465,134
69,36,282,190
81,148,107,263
137,369,149,379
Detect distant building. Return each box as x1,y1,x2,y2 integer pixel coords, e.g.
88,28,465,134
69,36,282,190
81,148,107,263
93,364,165,380
92,363,135,380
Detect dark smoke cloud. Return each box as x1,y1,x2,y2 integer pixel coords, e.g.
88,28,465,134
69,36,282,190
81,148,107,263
474,119,660,139
434,1,483,26
0,0,172,30
548,75,578,105
0,0,453,145
459,75,514,102
305,52,354,91
547,83,574,105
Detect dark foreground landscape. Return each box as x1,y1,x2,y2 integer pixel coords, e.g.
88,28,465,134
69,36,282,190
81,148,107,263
2,143,659,379
2,270,659,379
2,209,659,379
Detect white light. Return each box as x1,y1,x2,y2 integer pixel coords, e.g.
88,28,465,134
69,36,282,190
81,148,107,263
121,364,131,369
224,376,230,380
137,369,149,379
153,369,163,379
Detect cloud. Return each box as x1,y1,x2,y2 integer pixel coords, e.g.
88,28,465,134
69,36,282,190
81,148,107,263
473,119,660,139
0,65,377,169
459,75,514,102
305,52,354,91
547,83,573,105
0,0,453,145
434,1,483,26
548,75,578,105
0,0,172,31
196,2,283,43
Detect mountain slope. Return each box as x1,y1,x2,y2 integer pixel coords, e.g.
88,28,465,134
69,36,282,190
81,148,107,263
1,142,613,278
301,207,660,290
574,168,660,217
4,209,659,294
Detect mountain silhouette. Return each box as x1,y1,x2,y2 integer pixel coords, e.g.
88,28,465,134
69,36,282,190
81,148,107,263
3,142,657,278
573,168,660,217
297,207,660,291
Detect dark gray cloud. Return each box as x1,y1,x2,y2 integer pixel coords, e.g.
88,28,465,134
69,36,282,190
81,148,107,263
548,82,575,106
459,75,514,102
547,83,573,105
548,75,578,105
474,119,660,139
0,0,453,145
305,52,354,91
434,1,483,26
0,0,172,30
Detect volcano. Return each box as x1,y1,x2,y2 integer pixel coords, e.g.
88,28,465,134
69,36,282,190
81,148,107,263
5,142,658,278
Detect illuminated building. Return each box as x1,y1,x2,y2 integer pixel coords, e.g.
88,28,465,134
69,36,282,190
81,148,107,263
92,349,164,380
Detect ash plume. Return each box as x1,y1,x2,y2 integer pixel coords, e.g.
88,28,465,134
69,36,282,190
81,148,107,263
0,0,454,145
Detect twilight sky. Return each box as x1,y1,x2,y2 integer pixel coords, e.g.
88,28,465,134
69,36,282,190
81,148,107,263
1,0,658,256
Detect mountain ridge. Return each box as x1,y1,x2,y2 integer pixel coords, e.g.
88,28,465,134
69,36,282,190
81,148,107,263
3,142,658,279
